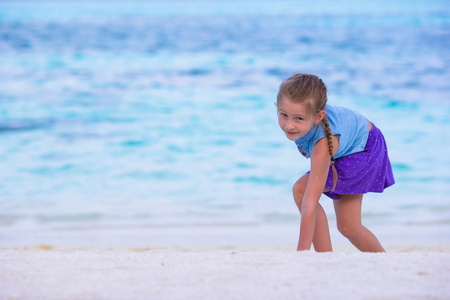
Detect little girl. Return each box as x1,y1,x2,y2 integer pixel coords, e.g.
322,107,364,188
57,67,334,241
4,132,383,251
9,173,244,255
277,74,395,252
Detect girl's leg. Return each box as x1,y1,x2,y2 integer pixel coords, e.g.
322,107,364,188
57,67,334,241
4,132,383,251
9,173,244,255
333,194,385,252
293,174,332,252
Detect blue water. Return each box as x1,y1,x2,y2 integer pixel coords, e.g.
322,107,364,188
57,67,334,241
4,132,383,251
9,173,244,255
1,0,450,249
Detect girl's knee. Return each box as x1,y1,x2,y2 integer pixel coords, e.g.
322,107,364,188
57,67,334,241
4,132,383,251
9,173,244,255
292,178,306,205
337,222,362,238
293,174,308,193
292,180,305,196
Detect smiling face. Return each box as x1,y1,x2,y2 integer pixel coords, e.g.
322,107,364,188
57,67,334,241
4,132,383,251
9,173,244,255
277,97,325,141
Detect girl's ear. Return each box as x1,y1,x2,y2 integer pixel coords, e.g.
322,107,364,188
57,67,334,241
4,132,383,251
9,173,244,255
315,110,326,124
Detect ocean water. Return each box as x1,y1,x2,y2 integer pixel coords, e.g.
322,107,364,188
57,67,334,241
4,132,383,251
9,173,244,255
1,0,449,250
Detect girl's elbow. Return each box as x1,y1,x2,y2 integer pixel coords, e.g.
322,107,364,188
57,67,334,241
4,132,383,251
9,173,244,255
300,203,317,215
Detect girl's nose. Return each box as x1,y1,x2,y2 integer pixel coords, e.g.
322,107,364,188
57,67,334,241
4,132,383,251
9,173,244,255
285,119,295,129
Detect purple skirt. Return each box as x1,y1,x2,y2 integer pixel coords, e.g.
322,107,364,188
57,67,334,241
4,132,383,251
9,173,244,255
322,123,395,200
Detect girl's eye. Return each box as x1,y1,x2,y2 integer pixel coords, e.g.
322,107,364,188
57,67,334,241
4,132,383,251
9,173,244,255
279,112,288,117
296,117,304,121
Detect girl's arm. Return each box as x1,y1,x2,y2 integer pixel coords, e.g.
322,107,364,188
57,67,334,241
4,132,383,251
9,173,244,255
297,137,331,251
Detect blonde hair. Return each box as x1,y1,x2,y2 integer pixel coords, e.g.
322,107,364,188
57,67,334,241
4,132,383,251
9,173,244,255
277,74,337,191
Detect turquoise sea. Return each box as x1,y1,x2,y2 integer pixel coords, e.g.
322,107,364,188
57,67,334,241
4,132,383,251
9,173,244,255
1,0,449,250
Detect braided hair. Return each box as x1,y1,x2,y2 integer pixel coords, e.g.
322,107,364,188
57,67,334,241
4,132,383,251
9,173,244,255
277,74,337,191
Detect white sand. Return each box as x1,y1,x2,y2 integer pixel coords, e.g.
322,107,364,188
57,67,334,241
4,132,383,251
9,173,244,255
1,249,449,300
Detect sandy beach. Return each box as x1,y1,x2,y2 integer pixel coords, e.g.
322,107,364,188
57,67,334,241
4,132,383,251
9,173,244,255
1,248,449,300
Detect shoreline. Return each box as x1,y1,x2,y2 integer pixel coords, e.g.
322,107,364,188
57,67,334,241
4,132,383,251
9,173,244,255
2,242,450,253
2,221,449,253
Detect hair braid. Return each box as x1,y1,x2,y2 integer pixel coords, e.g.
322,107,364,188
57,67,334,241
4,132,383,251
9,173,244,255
321,115,338,192
277,73,338,191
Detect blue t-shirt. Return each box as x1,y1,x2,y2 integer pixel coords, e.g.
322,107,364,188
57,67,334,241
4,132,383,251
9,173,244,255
294,105,369,159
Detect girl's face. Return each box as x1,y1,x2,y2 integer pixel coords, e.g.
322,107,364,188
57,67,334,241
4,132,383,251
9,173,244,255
277,97,325,141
